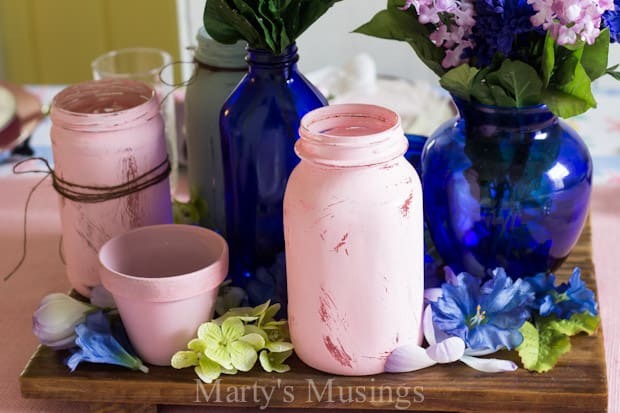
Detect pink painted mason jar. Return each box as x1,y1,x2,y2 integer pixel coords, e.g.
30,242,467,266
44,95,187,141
50,79,173,297
284,103,424,375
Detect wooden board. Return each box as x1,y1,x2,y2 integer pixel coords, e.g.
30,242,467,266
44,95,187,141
19,221,608,412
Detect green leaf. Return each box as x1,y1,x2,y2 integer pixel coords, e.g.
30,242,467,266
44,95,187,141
266,341,294,352
195,357,222,383
517,320,572,373
252,0,279,51
203,0,262,46
259,303,281,326
171,351,199,369
259,350,292,373
544,63,597,118
486,60,543,107
229,340,258,372
222,317,245,342
547,313,601,336
552,48,583,86
582,28,610,81
251,300,272,317
244,324,270,341
238,333,266,350
543,90,589,118
354,3,445,76
541,32,556,86
439,64,479,100
488,84,517,107
605,64,620,81
607,71,620,80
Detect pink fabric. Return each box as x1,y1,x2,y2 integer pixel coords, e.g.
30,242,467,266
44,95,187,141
0,175,618,412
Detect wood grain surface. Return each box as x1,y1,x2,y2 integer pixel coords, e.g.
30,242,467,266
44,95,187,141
20,221,607,412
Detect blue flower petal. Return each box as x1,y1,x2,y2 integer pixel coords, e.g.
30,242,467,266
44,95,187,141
469,323,524,351
432,267,533,352
64,311,145,372
538,295,555,317
524,268,597,319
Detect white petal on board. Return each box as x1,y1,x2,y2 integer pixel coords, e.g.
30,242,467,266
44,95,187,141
384,343,437,373
460,355,518,373
426,336,465,363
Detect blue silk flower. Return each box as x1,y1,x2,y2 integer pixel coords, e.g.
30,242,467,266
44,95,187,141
431,268,535,351
65,310,148,373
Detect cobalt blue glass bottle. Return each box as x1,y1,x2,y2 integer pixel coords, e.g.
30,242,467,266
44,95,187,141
220,43,327,309
421,97,592,279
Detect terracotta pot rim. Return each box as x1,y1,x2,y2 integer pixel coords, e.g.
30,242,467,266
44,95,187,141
99,224,228,302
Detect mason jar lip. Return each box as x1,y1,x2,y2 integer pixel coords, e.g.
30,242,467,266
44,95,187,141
299,103,401,145
296,103,408,167
51,79,159,131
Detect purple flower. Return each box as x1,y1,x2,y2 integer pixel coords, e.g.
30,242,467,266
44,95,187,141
524,267,598,319
602,0,620,42
431,268,534,351
65,311,148,373
470,0,537,66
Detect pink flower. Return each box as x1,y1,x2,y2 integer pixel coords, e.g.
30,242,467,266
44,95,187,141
403,0,476,68
529,0,615,45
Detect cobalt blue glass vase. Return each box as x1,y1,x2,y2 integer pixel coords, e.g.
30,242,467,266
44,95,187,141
421,97,592,279
220,43,327,309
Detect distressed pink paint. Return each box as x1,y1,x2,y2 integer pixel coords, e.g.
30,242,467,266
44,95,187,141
50,79,172,297
401,192,414,217
284,104,424,376
323,336,353,368
332,232,349,253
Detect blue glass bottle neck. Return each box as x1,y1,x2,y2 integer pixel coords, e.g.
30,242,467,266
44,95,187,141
245,43,299,74
453,96,558,135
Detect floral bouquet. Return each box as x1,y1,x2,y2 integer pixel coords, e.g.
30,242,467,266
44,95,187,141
356,0,620,117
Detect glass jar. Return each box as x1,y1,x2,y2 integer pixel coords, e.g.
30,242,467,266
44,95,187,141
284,104,424,375
50,79,173,297
185,28,246,233
220,42,327,308
422,97,592,278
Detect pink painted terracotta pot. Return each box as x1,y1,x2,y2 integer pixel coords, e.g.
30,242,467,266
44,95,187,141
50,79,172,297
99,224,228,366
284,103,424,375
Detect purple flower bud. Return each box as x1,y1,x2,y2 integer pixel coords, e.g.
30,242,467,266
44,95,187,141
32,293,94,350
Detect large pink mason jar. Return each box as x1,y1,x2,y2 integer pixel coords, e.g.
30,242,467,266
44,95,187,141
50,79,173,297
284,104,424,375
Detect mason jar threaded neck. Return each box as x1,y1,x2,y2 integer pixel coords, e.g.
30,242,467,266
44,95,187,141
51,79,160,132
296,104,408,167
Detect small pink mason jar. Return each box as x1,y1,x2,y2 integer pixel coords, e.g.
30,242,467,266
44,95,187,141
284,104,424,375
50,79,173,297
